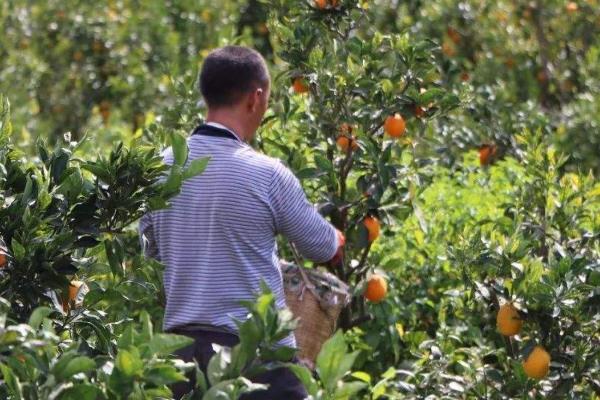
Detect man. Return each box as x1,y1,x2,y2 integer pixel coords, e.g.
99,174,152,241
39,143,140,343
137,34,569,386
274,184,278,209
139,46,343,399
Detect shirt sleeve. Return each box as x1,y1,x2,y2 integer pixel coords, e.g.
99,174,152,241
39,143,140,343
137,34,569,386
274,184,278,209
268,161,338,263
139,213,160,261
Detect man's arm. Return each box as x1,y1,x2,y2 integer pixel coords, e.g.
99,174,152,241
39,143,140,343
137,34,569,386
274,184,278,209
139,213,160,261
268,161,340,263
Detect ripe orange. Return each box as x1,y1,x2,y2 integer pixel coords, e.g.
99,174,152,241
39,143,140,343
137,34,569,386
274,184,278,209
62,280,88,313
496,303,522,336
523,346,551,379
315,0,327,9
336,135,358,152
365,274,387,303
479,144,497,166
363,216,380,242
384,113,406,138
566,2,578,12
0,252,7,268
292,77,309,94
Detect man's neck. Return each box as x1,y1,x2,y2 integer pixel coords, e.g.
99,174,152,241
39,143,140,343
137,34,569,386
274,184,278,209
205,111,252,142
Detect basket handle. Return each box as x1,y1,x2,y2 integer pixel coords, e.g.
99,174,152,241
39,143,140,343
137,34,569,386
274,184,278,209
289,243,320,298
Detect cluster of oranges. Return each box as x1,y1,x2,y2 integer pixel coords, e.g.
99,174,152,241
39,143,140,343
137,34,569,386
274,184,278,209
496,303,551,380
334,113,406,154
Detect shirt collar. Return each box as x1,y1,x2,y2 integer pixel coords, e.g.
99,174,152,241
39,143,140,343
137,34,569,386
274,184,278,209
205,121,243,142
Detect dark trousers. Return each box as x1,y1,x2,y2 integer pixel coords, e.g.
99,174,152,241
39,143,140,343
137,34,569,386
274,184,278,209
169,329,308,399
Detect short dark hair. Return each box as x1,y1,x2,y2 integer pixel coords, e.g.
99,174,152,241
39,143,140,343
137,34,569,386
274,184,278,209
199,46,269,108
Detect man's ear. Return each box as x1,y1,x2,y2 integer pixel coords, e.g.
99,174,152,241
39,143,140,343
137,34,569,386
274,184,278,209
245,89,259,112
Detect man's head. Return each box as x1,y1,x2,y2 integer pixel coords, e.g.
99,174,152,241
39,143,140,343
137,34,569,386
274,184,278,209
199,46,270,139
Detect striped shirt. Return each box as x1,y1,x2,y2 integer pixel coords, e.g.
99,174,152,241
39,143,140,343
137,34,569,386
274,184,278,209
139,123,338,348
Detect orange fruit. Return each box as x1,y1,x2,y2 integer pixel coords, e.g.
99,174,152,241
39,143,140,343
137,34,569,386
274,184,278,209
364,274,387,303
315,0,327,9
0,252,7,268
460,72,470,82
62,280,88,313
442,40,456,57
523,346,551,379
292,77,309,94
496,303,522,336
504,57,515,69
446,27,461,44
479,144,497,166
414,105,425,119
339,122,353,134
384,113,406,138
257,23,269,35
566,2,578,12
363,216,380,242
336,135,358,152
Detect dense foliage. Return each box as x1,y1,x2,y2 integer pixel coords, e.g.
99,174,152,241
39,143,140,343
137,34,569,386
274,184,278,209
1,0,599,399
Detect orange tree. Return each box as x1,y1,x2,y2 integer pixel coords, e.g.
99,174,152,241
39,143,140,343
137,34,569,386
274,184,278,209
0,93,208,322
260,0,459,329
0,0,240,144
371,130,599,397
371,0,600,173
445,131,599,396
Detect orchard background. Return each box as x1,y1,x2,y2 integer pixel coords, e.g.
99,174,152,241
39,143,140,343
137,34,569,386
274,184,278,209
0,0,599,399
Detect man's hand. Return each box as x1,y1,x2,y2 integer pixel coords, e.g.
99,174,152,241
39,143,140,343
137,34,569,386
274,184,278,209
329,229,346,267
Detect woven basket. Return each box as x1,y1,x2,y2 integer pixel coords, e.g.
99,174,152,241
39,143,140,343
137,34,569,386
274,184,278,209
282,261,350,366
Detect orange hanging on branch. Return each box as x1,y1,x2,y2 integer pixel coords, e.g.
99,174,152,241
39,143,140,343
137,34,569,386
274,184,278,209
384,113,406,138
364,274,387,303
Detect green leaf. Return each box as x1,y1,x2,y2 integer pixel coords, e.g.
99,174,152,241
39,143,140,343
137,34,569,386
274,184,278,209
57,384,103,400
115,348,144,377
315,155,333,173
170,132,188,167
316,331,357,392
81,163,112,183
28,306,53,329
207,346,231,386
182,157,210,180
144,365,188,386
0,363,23,398
104,239,123,276
54,356,96,380
255,292,275,320
288,363,319,396
10,239,25,263
117,324,136,349
350,371,371,383
162,165,184,197
418,88,445,105
334,381,368,399
147,333,194,356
